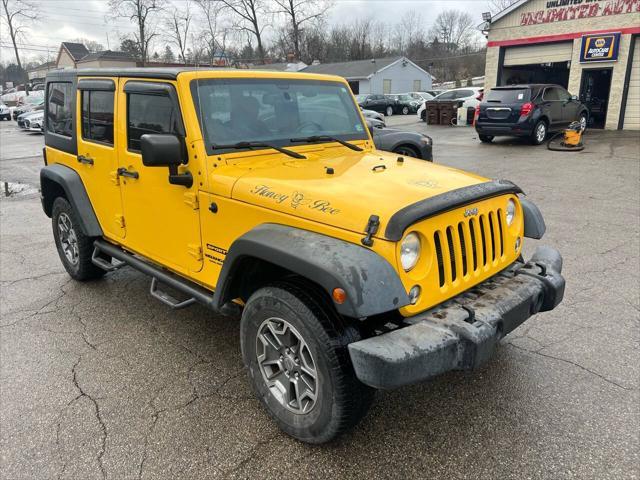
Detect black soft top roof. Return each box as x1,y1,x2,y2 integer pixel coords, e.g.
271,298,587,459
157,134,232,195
45,67,233,81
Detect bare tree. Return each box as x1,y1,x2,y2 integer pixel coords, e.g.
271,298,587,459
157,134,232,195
217,0,270,64
429,10,476,50
165,2,192,63
487,0,519,15
273,0,330,60
108,0,164,66
194,0,231,65
1,0,37,74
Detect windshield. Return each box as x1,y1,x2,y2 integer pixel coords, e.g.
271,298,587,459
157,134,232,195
192,79,368,155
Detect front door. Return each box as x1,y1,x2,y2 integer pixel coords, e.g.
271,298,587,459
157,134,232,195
540,87,563,129
579,68,612,129
116,79,203,275
75,77,125,240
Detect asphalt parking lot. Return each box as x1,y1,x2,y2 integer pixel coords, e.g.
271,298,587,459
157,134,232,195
1,117,638,479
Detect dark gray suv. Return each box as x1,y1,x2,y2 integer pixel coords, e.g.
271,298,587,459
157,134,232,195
474,84,589,145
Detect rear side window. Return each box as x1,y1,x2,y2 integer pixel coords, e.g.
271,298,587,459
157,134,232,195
543,88,560,101
127,93,180,151
46,82,73,137
81,91,114,145
486,89,530,103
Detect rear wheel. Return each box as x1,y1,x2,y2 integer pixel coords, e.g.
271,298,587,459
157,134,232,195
479,134,494,143
385,106,393,116
241,282,374,443
531,120,547,145
51,197,105,281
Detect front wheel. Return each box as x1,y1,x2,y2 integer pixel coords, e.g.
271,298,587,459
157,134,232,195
51,197,106,281
241,283,374,443
385,106,393,116
578,112,588,132
531,120,547,145
401,106,409,115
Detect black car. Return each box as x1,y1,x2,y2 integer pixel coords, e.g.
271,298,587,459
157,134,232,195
355,94,397,116
474,84,589,145
386,94,421,115
367,121,433,161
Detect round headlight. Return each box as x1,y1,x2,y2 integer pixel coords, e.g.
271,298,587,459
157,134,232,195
400,232,421,271
506,199,516,226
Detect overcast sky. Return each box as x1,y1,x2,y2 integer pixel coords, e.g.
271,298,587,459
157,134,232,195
1,0,492,64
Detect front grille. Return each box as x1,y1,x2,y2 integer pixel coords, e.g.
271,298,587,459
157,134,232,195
434,209,506,288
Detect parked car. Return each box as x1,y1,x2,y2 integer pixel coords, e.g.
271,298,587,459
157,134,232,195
423,89,444,97
0,102,10,120
474,84,589,145
360,106,385,126
24,110,44,133
417,87,484,121
355,93,396,116
17,108,43,128
367,120,433,160
386,94,422,115
13,95,44,120
405,91,434,102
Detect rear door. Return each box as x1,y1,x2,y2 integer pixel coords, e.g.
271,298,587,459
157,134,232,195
75,77,125,240
480,88,530,124
540,87,563,128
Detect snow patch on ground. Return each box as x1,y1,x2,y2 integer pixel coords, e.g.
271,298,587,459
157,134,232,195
1,181,39,197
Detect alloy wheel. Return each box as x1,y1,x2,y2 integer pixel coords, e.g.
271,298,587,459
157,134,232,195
579,115,587,132
536,123,546,143
256,317,318,414
57,213,79,265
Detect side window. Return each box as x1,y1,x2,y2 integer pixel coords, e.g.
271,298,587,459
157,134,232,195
47,82,73,137
81,90,114,145
382,79,392,94
437,91,455,100
557,88,571,101
127,93,180,151
455,90,473,99
543,88,559,101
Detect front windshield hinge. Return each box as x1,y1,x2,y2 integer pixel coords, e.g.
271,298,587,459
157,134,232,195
361,215,380,247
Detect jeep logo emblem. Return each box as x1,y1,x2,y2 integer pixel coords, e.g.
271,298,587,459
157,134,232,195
464,208,478,217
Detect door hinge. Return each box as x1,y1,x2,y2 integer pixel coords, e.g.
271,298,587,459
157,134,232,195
110,170,120,186
184,192,199,210
115,214,125,228
187,244,203,261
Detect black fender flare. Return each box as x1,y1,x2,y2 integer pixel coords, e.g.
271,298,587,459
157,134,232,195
520,198,546,239
40,164,103,237
213,224,410,318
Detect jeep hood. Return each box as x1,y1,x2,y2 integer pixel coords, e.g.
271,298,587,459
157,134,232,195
229,149,488,239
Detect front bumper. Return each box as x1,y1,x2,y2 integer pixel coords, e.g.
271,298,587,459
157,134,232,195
348,246,564,389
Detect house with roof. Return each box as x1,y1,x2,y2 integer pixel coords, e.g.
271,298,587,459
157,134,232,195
302,57,433,94
56,42,90,68
76,50,137,69
27,61,56,83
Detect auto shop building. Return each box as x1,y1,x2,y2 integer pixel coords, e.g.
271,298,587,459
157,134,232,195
482,0,640,129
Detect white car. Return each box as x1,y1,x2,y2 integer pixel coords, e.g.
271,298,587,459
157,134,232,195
0,102,10,121
24,111,44,133
417,87,484,122
406,91,434,102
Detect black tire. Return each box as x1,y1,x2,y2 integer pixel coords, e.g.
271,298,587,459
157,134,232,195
385,106,393,116
51,197,106,281
478,134,494,143
530,120,547,145
420,110,426,122
577,112,588,132
240,282,374,444
401,106,409,115
393,144,421,158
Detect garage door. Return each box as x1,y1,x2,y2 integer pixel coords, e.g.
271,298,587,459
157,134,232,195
504,42,573,66
623,37,640,130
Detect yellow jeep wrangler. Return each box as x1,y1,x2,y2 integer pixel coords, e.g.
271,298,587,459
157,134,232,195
41,68,564,443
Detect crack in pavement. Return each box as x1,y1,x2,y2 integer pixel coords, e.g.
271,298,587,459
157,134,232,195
68,357,108,480
506,342,634,391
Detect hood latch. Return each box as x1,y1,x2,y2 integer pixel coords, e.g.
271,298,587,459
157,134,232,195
361,215,380,247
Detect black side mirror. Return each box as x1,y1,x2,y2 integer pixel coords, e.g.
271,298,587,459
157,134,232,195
140,134,192,187
141,134,183,167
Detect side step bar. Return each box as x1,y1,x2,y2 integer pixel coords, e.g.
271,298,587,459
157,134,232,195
93,239,216,310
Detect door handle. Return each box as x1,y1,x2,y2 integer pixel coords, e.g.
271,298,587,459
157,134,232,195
77,154,94,165
117,167,139,179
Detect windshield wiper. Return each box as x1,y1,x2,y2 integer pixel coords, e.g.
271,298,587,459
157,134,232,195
290,135,363,151
212,141,306,159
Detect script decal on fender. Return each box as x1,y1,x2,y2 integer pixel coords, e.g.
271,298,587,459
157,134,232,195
250,185,340,215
